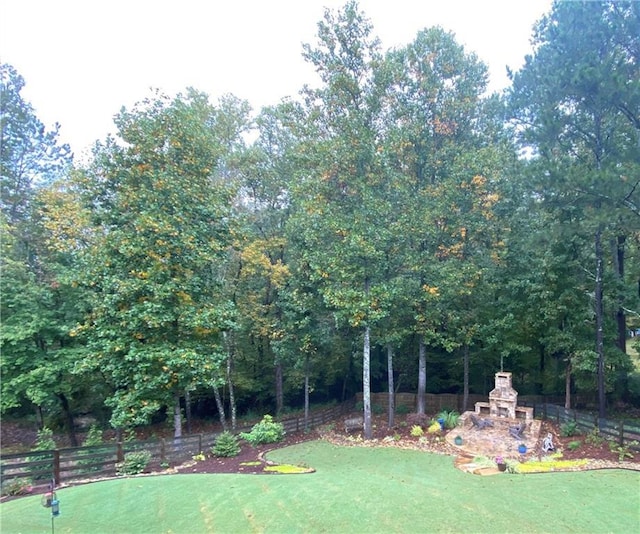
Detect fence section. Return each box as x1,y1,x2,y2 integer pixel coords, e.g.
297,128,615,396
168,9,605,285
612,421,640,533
0,403,351,487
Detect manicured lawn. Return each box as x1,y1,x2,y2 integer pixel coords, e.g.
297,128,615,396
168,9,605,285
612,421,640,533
1,440,638,533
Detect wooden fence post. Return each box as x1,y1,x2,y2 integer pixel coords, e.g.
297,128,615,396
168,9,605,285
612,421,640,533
117,442,124,463
53,449,61,486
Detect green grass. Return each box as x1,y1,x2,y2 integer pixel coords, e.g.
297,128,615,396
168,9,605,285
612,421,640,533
1,441,638,533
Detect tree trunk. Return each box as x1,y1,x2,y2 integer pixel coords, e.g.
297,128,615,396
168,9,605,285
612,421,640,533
185,389,192,435
595,225,606,419
275,358,284,416
57,393,78,447
417,336,426,414
304,353,310,430
173,393,182,439
212,384,227,431
564,358,572,410
387,344,395,429
363,325,372,439
462,343,469,412
224,334,237,430
612,235,626,353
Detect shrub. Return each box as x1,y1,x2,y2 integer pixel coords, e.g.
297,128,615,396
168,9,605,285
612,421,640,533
560,421,579,437
608,440,637,462
427,421,441,434
395,404,410,415
410,425,424,437
567,440,582,451
116,450,152,475
585,428,605,446
77,424,105,474
240,415,285,446
436,410,460,429
212,432,241,457
28,427,56,480
34,427,56,450
1,478,33,497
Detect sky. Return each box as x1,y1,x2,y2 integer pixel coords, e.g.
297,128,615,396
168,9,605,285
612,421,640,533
1,0,552,158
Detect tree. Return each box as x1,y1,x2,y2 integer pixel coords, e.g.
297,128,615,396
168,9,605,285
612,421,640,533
288,1,393,438
509,0,640,417
1,63,71,224
75,89,239,434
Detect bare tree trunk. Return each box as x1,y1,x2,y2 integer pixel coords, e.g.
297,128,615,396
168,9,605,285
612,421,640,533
185,389,192,435
224,332,237,430
173,393,182,439
275,358,284,416
417,336,426,414
57,393,78,447
612,235,626,353
565,359,572,410
363,325,372,439
462,344,470,412
304,353,310,429
595,225,606,419
387,344,395,429
212,385,227,431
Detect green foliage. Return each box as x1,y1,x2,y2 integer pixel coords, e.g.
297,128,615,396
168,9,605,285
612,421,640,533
410,425,423,437
567,440,582,451
608,440,637,462
240,415,285,446
116,450,152,475
585,428,605,447
436,410,460,429
34,427,56,450
560,421,579,437
212,431,241,458
0,477,32,497
82,424,103,446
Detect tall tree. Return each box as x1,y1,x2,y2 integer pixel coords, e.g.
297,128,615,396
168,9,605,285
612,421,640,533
509,0,640,417
76,89,239,433
288,1,392,438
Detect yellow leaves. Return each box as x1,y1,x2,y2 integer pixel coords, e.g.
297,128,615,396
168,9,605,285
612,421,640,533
175,290,193,304
422,284,440,296
129,269,149,279
471,175,486,187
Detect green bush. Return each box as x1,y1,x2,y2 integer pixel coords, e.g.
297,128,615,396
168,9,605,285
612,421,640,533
212,432,241,457
410,425,424,437
436,410,460,429
116,450,152,475
560,421,579,437
27,427,56,480
77,424,105,474
240,415,285,446
1,477,33,497
567,440,582,451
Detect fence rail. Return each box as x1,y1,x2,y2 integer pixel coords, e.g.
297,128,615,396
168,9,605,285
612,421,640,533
0,403,350,487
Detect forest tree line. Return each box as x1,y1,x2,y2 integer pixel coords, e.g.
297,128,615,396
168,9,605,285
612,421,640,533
2,1,639,443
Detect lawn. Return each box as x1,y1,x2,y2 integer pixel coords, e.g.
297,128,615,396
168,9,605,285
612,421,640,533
1,440,638,533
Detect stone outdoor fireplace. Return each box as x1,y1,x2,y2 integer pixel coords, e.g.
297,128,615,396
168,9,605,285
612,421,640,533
474,371,533,420
489,372,518,419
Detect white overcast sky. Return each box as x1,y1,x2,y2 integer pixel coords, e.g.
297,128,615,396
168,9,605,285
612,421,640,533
1,0,552,158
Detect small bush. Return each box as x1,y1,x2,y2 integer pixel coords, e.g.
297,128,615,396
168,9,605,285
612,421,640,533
585,428,605,446
567,440,582,451
395,404,410,415
560,421,579,437
410,425,424,437
1,478,33,497
212,432,241,457
427,421,441,434
437,410,460,429
240,415,285,446
116,450,152,475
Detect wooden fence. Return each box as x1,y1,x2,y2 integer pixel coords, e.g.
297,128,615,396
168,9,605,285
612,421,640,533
0,403,349,487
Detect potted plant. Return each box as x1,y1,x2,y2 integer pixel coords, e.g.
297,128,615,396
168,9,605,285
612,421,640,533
495,456,507,471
